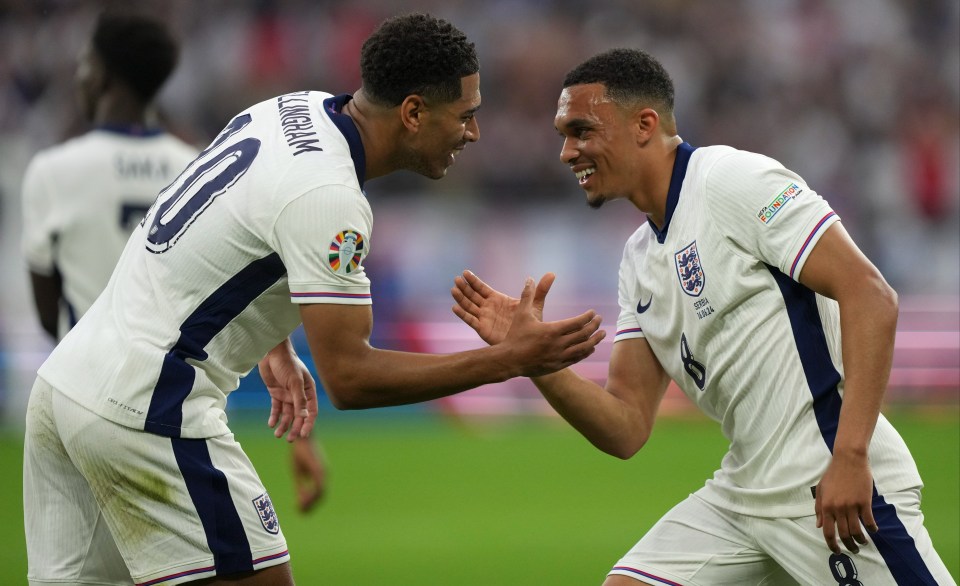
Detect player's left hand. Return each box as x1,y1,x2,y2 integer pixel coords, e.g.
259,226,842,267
452,270,550,345
815,451,879,554
291,436,327,512
259,341,318,442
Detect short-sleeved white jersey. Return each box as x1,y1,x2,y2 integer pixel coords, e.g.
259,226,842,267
38,91,374,439
614,143,921,517
21,128,198,338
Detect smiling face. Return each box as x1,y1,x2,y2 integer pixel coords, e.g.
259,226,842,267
409,72,481,179
554,83,642,208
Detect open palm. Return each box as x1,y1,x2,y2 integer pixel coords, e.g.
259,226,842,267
452,271,554,345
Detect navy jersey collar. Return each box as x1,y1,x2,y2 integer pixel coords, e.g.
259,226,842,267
648,141,696,243
95,124,164,137
323,94,366,188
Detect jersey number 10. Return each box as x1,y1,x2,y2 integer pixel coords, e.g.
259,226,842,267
144,113,261,253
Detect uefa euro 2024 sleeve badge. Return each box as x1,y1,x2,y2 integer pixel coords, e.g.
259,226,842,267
328,229,365,274
675,240,705,297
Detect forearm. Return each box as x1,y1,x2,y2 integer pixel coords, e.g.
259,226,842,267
266,337,295,357
317,344,516,410
258,337,296,376
29,270,62,339
449,272,662,457
833,279,899,457
303,295,602,410
532,368,657,459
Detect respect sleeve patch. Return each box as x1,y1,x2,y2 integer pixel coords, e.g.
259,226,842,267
756,182,803,225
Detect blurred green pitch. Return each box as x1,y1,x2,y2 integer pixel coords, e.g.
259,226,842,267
3,409,957,584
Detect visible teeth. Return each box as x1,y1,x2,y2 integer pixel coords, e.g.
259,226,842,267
575,168,596,180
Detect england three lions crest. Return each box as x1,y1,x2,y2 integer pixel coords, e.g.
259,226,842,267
253,492,280,534
675,241,705,297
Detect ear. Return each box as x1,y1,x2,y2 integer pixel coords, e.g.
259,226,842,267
97,68,114,94
634,107,660,145
399,95,428,132
87,48,110,83
87,55,113,97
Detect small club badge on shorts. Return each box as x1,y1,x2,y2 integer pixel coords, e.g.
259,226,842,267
328,229,366,274
253,492,280,534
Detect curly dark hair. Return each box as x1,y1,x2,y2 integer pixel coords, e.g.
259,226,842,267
563,48,674,113
92,11,179,102
360,13,479,107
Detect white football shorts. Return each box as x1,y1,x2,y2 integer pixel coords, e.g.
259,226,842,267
24,377,290,585
608,490,955,586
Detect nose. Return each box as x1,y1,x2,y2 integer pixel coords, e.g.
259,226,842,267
464,116,479,142
559,136,578,165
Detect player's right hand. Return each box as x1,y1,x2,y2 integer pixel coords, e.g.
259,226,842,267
815,450,878,555
259,340,318,442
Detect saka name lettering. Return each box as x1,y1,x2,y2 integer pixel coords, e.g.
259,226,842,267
276,92,323,156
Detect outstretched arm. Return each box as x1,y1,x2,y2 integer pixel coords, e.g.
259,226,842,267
453,270,671,458
302,275,605,410
799,222,897,555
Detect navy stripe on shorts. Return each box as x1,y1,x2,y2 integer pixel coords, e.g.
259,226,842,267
171,437,253,575
769,266,938,584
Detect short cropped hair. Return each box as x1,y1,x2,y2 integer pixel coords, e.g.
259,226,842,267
360,13,479,107
563,48,674,113
92,12,179,102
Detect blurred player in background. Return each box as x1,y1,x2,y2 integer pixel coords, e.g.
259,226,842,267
21,11,196,340
22,11,604,586
453,48,954,585
21,6,328,520
19,10,329,585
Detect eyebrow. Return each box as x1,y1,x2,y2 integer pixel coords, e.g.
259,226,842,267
463,105,481,116
555,117,592,134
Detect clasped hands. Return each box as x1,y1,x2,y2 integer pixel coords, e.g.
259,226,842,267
451,270,606,376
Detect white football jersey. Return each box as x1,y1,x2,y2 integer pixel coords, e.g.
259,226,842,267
21,128,198,338
38,91,374,439
614,143,921,517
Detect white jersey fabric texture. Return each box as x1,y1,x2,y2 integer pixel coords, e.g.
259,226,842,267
37,91,373,439
612,143,932,581
21,127,198,339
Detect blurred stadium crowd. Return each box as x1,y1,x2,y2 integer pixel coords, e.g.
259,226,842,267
0,0,957,420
